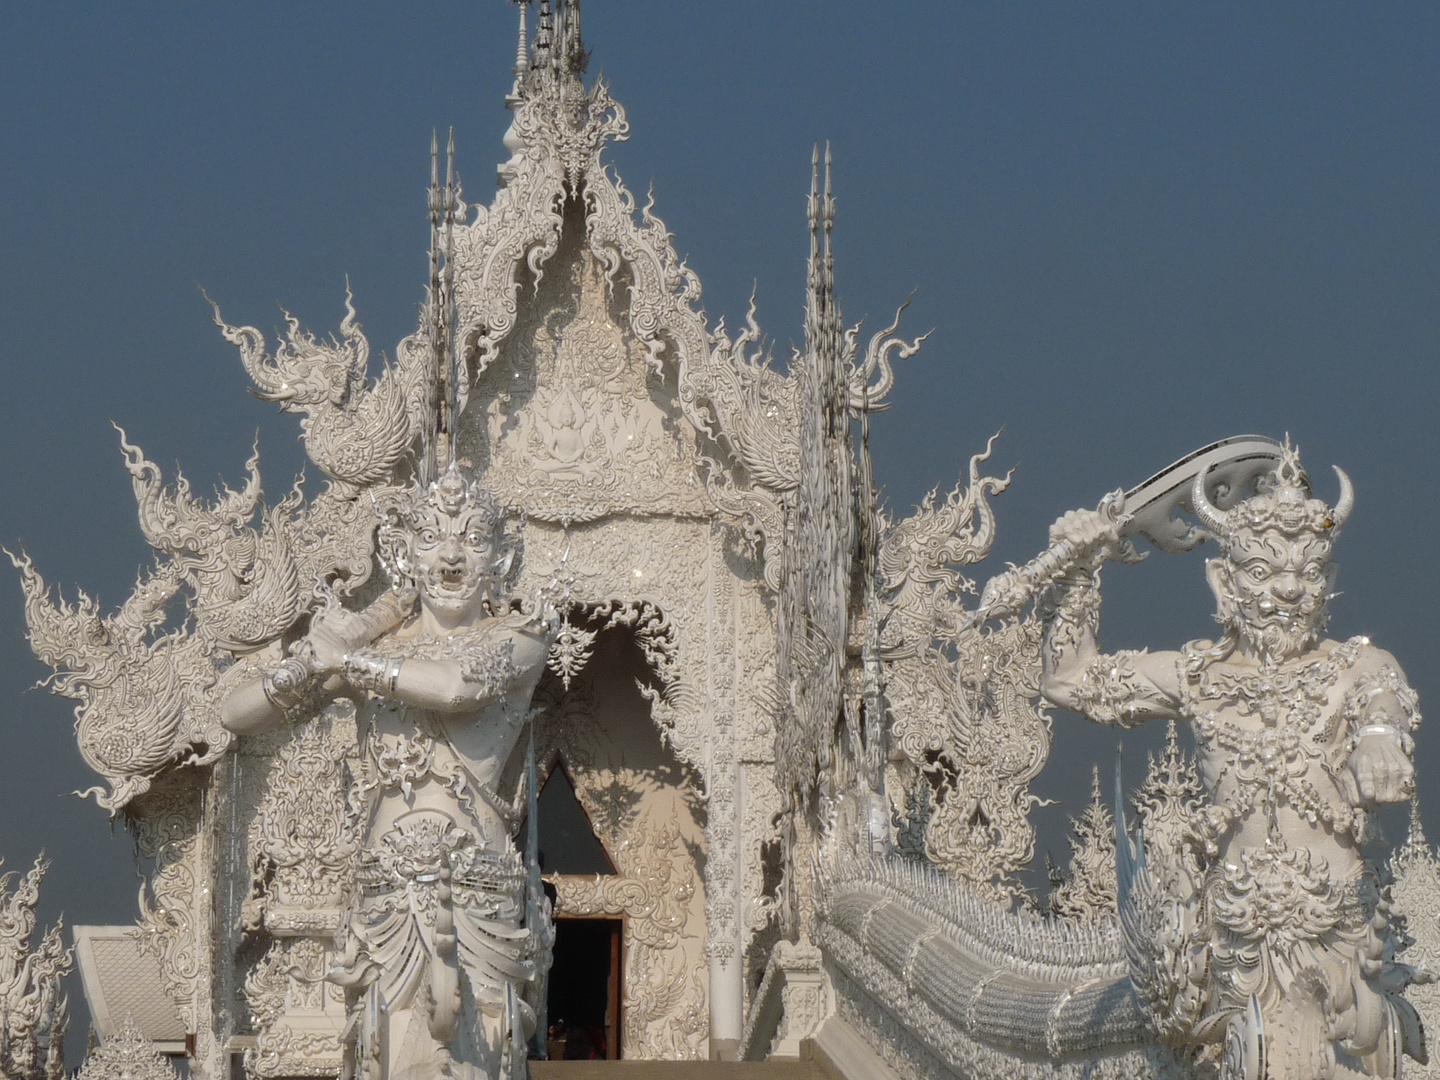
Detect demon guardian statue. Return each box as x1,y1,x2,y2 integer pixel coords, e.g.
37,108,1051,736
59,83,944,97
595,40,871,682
1040,444,1425,1080
222,464,557,1080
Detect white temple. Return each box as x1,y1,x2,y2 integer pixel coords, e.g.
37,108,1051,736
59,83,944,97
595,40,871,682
8,4,1440,1080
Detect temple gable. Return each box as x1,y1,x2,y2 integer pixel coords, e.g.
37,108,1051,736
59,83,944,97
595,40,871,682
459,227,710,523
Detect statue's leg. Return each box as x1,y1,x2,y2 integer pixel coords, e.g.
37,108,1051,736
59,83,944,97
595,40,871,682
1355,998,1404,1079
1262,987,1337,1080
1220,995,1266,1080
361,985,386,1080
388,1003,433,1080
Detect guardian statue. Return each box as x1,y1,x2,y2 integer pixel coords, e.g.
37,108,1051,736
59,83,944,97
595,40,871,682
222,463,556,1080
1039,444,1425,1079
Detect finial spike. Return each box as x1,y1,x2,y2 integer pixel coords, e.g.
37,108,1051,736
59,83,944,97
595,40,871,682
566,0,584,69
1406,795,1431,853
446,127,455,189
430,129,439,187
515,0,529,73
808,145,821,249
823,142,836,237
536,0,553,55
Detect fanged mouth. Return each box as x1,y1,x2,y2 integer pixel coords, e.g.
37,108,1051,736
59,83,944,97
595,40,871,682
436,568,470,593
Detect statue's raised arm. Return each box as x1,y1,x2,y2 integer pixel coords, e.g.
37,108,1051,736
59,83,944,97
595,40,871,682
219,587,412,735
221,466,555,736
1036,505,1184,728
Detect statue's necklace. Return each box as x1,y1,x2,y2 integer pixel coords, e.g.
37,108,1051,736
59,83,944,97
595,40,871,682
1189,638,1361,732
1184,638,1365,837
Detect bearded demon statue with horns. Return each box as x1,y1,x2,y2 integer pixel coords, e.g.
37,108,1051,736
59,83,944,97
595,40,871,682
222,464,557,1080
1040,445,1426,1080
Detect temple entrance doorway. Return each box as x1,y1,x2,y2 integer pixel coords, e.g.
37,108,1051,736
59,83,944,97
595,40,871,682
522,616,710,1060
546,918,622,1060
536,766,621,1060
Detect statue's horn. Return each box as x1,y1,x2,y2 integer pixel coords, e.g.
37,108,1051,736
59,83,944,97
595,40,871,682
1190,466,1229,540
1331,466,1354,531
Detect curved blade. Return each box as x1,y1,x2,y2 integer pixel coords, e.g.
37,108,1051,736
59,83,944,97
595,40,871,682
1123,435,1285,553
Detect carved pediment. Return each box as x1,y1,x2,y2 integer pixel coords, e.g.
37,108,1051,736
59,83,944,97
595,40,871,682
434,44,800,582
459,244,711,523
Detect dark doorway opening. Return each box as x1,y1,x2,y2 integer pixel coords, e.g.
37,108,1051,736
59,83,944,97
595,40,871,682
536,767,616,876
546,918,622,1060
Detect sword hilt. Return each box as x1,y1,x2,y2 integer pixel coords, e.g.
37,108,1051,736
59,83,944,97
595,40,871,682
974,489,1133,623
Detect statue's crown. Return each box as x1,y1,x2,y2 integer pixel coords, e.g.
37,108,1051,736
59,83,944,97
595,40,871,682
1192,438,1353,552
381,461,502,531
429,461,500,522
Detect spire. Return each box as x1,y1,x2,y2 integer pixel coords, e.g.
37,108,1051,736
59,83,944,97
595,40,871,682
534,0,553,64
1048,764,1118,922
1395,795,1435,870
808,143,820,283
822,142,835,300
523,0,585,83
423,126,463,481
423,128,443,483
442,127,460,467
558,0,586,75
804,143,841,401
1408,795,1430,850
428,128,441,227
513,0,529,73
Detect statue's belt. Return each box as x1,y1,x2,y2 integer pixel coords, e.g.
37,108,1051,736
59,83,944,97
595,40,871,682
356,847,527,898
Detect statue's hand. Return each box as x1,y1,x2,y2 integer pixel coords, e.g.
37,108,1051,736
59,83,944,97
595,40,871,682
1343,733,1415,805
1048,507,1123,555
304,590,413,667
301,621,352,676
312,605,371,646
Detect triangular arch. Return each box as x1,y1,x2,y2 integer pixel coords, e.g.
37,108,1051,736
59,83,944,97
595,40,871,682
536,760,617,877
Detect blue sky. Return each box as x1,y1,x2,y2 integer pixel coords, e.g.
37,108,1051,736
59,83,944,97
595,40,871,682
2,1,1437,1059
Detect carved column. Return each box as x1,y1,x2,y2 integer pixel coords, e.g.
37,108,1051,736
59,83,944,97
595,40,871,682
196,769,223,1080
131,773,213,1078
707,757,745,1059
705,524,745,1059
239,716,356,1078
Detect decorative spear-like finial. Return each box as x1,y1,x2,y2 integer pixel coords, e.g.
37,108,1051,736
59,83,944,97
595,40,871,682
422,128,443,482
562,0,586,74
806,144,822,306
823,142,835,230
441,127,460,467
823,146,839,396
512,0,530,73
535,0,553,58
428,128,441,226
1396,795,1435,870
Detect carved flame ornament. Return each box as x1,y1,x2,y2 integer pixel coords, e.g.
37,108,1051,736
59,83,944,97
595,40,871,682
0,857,71,1080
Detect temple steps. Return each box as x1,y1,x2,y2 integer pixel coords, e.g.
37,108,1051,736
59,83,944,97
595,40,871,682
530,1061,822,1080
530,1019,899,1080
